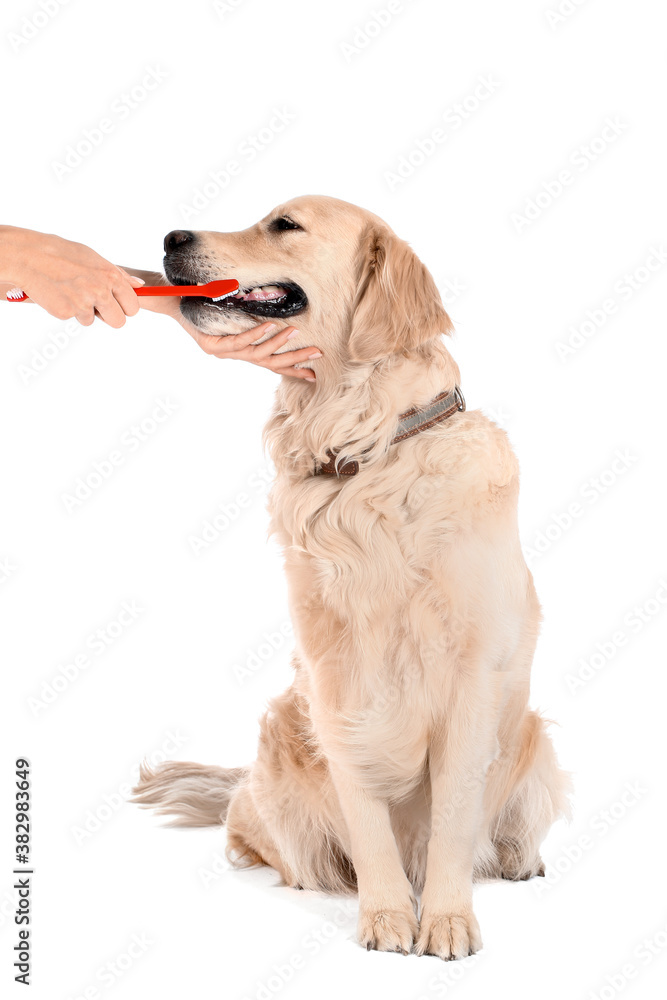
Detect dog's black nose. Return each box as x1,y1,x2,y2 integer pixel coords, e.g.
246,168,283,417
164,229,195,253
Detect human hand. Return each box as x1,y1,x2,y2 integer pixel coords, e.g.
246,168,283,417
0,226,145,327
187,322,320,382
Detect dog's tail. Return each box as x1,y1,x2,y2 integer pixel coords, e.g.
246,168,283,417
131,761,250,827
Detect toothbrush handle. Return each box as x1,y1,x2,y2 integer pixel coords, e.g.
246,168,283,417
6,284,185,301
134,284,187,296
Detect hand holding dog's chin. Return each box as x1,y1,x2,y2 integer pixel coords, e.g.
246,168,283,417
182,320,319,382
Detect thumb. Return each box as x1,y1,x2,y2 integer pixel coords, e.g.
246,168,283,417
118,268,145,287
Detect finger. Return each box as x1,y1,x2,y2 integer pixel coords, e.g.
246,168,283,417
76,309,95,327
275,365,317,381
117,268,146,288
220,321,288,355
112,280,141,318
261,346,323,368
246,326,301,360
192,331,238,357
190,323,277,357
96,295,127,329
193,326,277,359
190,323,300,360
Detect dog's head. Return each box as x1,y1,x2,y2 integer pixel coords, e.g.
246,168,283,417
163,195,452,363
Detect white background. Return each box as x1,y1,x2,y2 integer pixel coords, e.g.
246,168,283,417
1,0,666,997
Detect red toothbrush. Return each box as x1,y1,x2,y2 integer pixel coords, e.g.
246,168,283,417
6,278,239,303
135,279,239,300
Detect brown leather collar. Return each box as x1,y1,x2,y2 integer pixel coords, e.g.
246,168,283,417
316,385,465,477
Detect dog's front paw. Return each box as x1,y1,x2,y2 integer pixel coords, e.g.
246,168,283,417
358,904,418,955
415,910,482,960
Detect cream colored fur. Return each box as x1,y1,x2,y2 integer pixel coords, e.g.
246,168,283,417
133,196,572,960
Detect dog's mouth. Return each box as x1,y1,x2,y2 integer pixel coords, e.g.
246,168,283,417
168,272,308,320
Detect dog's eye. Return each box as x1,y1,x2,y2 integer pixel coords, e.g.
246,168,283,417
269,216,303,232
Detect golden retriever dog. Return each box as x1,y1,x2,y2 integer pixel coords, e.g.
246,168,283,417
133,195,571,960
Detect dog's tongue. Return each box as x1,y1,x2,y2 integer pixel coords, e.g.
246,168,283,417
236,284,287,302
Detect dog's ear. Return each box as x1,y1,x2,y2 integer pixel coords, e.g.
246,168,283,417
347,226,453,362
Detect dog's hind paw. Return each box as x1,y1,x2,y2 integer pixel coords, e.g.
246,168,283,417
500,854,546,881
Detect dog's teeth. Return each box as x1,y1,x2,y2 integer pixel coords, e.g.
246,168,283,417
236,284,288,302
